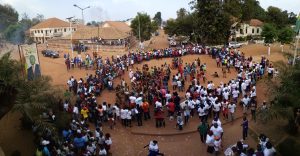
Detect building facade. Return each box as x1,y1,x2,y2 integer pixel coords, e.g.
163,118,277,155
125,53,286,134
231,19,264,40
29,18,76,43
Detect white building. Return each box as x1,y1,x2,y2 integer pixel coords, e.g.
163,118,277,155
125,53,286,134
231,19,264,39
29,18,76,43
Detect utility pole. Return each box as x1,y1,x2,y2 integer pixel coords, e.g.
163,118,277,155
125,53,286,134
66,16,74,58
73,4,90,24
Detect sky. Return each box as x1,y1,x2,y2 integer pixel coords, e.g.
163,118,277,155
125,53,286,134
0,0,299,22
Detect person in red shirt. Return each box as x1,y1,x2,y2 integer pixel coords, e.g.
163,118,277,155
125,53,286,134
167,99,175,121
142,100,150,120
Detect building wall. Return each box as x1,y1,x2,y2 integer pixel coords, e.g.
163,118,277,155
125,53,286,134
234,23,262,38
30,27,76,43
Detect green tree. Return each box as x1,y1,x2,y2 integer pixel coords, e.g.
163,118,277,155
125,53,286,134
266,6,289,29
223,0,243,19
0,4,19,32
153,12,162,26
192,0,232,44
241,0,266,21
258,61,300,134
288,12,297,25
164,19,178,36
261,23,277,43
0,52,23,119
131,12,158,41
278,27,294,44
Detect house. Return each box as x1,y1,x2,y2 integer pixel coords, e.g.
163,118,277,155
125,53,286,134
101,21,132,36
29,18,76,43
231,19,264,40
68,25,130,46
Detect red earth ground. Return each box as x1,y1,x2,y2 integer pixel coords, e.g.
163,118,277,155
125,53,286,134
0,30,290,155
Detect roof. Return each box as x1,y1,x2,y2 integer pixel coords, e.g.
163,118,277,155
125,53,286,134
70,26,129,40
248,19,263,27
30,18,70,29
102,21,131,33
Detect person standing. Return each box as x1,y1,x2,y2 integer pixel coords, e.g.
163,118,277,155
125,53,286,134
228,102,236,122
197,121,209,143
250,100,257,122
241,117,249,140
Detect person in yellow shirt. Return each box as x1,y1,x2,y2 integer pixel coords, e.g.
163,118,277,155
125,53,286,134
81,107,89,121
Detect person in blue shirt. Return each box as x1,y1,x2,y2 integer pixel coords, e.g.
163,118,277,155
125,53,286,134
241,116,249,140
73,133,86,154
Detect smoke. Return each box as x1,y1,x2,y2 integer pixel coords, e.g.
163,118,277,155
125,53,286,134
88,6,109,22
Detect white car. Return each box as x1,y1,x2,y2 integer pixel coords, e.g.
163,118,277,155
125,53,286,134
228,42,242,48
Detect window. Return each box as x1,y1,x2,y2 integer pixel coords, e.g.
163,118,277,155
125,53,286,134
41,30,43,33
50,30,52,33
64,28,66,32
38,30,40,33
54,29,57,33
257,28,259,33
252,28,254,34
245,28,248,34
240,29,243,34
35,30,37,33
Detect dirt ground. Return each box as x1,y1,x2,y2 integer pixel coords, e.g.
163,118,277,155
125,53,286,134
0,30,291,155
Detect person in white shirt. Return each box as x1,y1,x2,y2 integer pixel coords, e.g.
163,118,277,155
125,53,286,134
135,95,143,106
206,131,215,154
198,104,208,122
73,105,79,119
223,89,230,101
214,137,222,155
241,81,247,96
232,89,240,103
126,108,132,127
129,94,136,108
228,103,236,121
98,145,107,156
210,123,223,138
146,140,163,156
213,100,221,118
263,142,276,156
155,100,162,108
120,108,126,126
212,117,222,127
241,95,250,113
177,79,183,91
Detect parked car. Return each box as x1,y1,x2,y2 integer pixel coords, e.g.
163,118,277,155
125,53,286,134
41,50,59,58
228,41,242,48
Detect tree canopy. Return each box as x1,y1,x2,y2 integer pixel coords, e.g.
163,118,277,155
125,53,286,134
261,23,277,43
0,4,19,32
131,12,158,41
153,12,162,27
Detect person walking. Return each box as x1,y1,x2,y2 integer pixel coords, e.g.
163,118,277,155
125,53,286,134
241,117,249,140
206,131,215,154
197,121,209,143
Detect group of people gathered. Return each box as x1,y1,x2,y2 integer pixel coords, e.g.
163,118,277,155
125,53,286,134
36,44,278,156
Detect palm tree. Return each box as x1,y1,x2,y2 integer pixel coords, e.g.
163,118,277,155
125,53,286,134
12,76,64,132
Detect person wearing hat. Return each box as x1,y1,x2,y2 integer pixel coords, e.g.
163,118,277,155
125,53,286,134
197,121,209,143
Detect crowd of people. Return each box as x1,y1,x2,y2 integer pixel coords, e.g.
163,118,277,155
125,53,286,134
36,44,278,156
